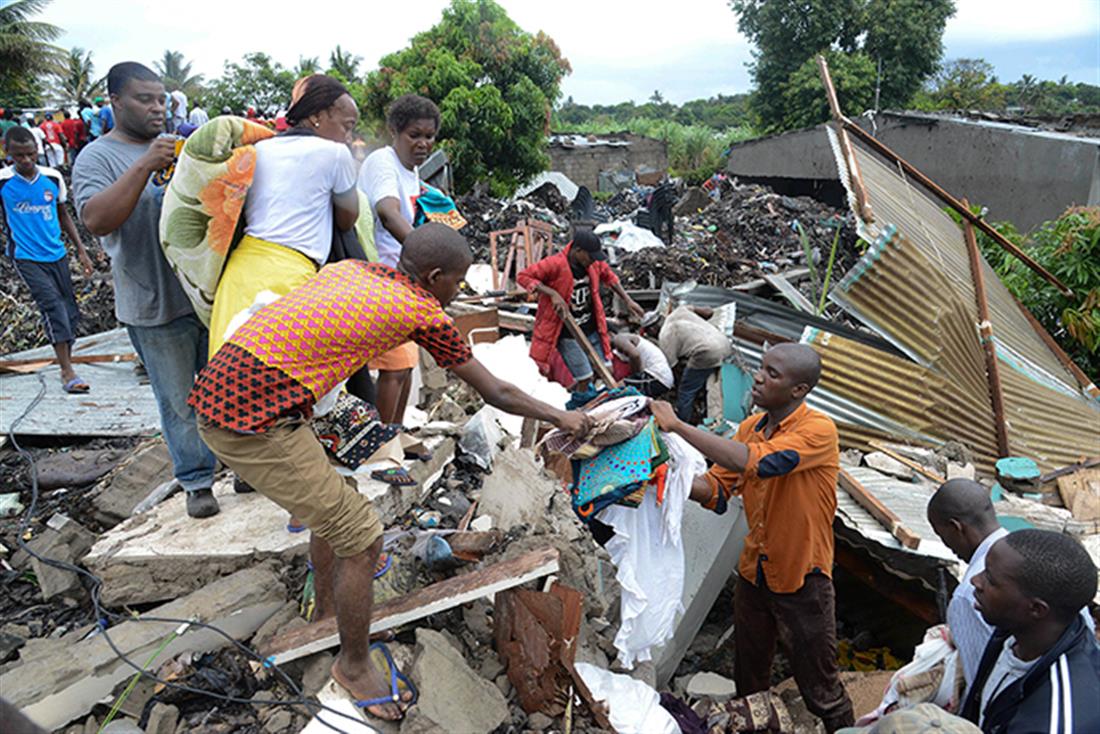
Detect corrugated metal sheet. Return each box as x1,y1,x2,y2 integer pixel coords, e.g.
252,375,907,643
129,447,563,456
821,129,1100,471
0,328,161,436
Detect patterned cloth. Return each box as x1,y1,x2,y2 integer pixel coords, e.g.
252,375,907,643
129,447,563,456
706,691,795,733
160,115,276,325
312,392,402,468
572,419,665,520
189,261,472,433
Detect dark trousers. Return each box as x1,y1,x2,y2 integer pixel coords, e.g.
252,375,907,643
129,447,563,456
734,573,854,733
675,366,712,421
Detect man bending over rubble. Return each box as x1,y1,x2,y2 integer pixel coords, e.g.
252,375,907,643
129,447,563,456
650,342,855,733
188,223,589,720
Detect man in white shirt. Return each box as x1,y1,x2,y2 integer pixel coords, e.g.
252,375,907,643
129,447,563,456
611,331,674,396
169,88,188,132
188,103,208,127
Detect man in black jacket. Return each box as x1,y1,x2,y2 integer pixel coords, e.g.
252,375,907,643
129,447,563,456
960,529,1099,733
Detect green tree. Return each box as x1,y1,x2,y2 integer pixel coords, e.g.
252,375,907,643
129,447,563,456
50,46,104,104
913,58,1006,110
295,55,321,78
781,50,876,130
363,0,571,195
0,0,63,106
154,50,204,97
205,52,295,114
328,45,361,83
730,0,955,131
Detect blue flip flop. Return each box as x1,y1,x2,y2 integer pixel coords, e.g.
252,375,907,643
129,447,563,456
352,642,418,711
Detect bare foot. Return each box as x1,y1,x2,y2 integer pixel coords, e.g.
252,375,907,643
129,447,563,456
331,656,412,721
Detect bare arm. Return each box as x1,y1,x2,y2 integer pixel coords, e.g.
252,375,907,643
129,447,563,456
59,204,93,277
450,358,589,436
612,333,643,373
80,137,176,236
333,188,358,232
606,279,645,320
650,400,750,472
531,282,568,316
375,197,413,244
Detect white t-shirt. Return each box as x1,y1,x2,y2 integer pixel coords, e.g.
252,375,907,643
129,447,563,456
978,636,1035,728
359,146,419,267
615,336,674,388
243,136,357,264
189,107,209,127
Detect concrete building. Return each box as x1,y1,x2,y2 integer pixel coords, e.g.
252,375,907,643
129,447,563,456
548,132,668,192
726,111,1100,233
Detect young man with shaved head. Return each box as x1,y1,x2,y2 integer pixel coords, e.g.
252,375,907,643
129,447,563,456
651,342,855,732
190,223,590,722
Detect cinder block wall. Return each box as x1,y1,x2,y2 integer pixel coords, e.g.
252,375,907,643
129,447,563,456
548,133,669,191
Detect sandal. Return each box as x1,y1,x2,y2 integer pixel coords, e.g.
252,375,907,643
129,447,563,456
350,642,418,712
371,467,418,487
63,376,90,394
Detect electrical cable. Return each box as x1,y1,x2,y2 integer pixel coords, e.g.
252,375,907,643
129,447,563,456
7,373,390,733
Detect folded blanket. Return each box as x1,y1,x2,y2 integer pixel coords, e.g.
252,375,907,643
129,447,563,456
159,116,275,325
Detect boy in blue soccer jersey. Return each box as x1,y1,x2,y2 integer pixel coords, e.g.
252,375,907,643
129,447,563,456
2,126,95,392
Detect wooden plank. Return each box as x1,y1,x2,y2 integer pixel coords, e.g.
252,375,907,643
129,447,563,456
558,310,620,388
815,55,874,223
763,274,815,314
838,468,921,550
867,441,947,484
0,353,137,373
961,199,1010,458
262,547,560,665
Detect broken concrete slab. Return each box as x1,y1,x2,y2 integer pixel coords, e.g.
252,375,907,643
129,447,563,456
84,478,307,606
686,671,737,702
348,438,456,520
28,514,96,600
411,627,510,733
1,564,286,731
35,448,128,491
264,547,560,665
144,703,179,734
673,186,712,216
89,440,174,525
864,452,914,479
477,447,558,531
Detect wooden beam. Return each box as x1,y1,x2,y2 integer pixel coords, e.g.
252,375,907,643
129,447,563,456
961,199,1011,458
816,55,874,223
262,547,560,665
558,310,620,388
839,118,1073,298
838,468,921,550
867,441,947,485
834,542,939,624
0,353,137,373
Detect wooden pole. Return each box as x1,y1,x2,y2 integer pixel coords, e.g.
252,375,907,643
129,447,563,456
838,468,921,550
961,198,1011,457
816,55,874,223
559,310,620,388
839,119,1073,297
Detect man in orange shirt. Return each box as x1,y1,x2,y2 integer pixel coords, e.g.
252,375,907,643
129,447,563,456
651,342,854,733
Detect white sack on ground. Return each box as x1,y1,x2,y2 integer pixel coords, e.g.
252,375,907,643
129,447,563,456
574,662,678,734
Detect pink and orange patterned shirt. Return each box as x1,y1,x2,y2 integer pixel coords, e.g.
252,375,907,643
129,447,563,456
189,261,471,432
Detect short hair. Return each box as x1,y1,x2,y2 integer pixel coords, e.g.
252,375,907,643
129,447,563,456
62,109,71,119
286,74,349,127
1003,529,1097,621
928,478,996,527
4,125,35,149
386,94,440,134
107,62,160,96
400,223,471,275
770,342,822,389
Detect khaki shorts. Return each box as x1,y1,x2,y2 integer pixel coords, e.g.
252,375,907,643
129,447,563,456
199,420,382,558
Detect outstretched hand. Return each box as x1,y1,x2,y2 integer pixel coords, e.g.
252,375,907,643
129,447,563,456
556,410,591,438
649,400,681,432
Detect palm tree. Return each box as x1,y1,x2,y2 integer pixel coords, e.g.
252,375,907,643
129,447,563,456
294,55,320,78
0,0,64,90
154,49,203,97
328,45,361,82
51,47,104,104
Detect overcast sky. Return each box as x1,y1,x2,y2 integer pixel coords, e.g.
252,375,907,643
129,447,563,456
39,0,1100,105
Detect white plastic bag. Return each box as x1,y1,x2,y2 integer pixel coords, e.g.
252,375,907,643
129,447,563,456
574,663,678,734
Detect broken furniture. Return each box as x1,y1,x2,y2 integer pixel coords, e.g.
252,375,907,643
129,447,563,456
489,219,555,291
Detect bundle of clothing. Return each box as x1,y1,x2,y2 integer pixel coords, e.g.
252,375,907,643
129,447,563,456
542,387,707,668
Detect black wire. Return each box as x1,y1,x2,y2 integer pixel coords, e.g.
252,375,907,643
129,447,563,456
8,373,376,732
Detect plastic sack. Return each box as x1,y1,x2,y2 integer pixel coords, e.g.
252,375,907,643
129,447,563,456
458,406,503,470
575,662,678,734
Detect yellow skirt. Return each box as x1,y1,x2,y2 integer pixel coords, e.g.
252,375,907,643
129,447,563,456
208,235,318,355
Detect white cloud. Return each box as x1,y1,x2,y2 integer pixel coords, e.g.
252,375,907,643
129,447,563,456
945,0,1100,43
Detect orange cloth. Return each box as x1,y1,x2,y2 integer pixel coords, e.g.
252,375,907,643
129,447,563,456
705,402,839,594
368,341,419,371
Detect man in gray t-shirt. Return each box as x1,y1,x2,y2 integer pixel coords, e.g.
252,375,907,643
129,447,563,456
71,61,219,518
